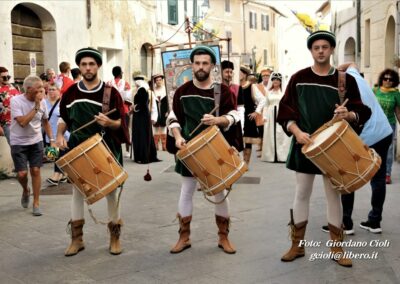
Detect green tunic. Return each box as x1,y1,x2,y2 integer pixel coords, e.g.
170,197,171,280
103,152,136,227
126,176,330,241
59,81,128,165
172,81,237,176
277,67,371,174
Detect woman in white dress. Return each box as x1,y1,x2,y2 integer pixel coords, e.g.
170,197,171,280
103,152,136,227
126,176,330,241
261,72,291,162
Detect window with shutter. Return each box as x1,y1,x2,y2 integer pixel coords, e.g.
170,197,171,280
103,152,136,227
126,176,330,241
168,0,178,25
225,0,230,12
261,14,265,31
249,11,253,29
264,49,268,65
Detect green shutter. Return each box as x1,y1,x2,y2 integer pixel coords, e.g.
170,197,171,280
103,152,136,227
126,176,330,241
168,0,178,25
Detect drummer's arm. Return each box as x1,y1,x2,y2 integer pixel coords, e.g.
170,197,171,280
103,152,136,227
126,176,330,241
56,119,68,150
287,121,312,145
167,110,185,149
94,113,121,130
171,127,186,149
202,110,238,130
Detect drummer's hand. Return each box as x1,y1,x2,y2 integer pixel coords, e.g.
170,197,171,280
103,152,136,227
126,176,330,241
248,112,258,121
94,112,112,127
56,136,68,150
49,141,57,148
294,130,313,145
334,104,351,120
201,114,219,126
175,137,186,149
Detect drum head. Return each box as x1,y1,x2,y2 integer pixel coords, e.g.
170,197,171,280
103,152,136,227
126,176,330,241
306,121,342,151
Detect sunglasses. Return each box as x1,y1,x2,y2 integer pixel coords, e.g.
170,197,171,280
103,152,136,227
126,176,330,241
383,76,393,82
1,75,11,81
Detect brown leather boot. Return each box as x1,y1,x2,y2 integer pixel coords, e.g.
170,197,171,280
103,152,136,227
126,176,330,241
215,215,236,254
108,219,123,255
328,223,352,267
243,148,251,166
65,219,85,256
281,209,308,261
170,214,192,253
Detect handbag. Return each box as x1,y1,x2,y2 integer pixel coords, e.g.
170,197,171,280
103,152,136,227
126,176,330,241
255,113,265,126
252,84,266,126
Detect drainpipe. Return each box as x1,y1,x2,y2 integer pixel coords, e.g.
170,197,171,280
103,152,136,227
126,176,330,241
242,0,249,54
86,0,91,29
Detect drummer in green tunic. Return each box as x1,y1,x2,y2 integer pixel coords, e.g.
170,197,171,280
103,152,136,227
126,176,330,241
277,30,371,267
167,45,241,255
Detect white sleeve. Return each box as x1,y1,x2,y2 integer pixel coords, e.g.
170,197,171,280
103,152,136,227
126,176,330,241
122,89,132,103
252,85,266,114
221,109,239,131
166,110,181,136
150,92,158,122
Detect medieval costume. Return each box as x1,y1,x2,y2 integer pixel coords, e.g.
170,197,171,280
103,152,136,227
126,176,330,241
261,72,290,162
277,30,371,268
131,78,160,164
167,45,241,255
152,74,168,151
240,65,266,165
59,47,129,256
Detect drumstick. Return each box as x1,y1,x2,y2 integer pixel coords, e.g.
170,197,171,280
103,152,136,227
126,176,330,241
189,104,219,136
335,98,349,112
72,108,117,134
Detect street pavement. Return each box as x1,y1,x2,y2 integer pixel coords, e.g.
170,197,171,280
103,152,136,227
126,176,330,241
0,150,399,284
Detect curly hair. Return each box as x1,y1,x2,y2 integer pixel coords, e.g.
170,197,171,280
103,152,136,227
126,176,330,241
377,68,399,87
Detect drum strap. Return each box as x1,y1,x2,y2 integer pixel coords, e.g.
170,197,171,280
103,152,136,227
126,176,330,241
102,85,112,113
338,71,346,104
213,83,221,116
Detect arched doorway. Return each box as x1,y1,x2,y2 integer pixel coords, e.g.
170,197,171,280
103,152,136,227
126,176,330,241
11,3,56,84
344,37,356,63
385,16,395,68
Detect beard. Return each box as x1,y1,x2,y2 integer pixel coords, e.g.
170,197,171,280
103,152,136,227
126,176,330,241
194,70,210,82
223,75,232,83
83,72,97,81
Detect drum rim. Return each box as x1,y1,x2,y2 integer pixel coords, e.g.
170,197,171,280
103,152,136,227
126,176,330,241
200,161,248,195
56,133,102,168
85,170,128,204
330,148,382,194
176,125,220,159
302,120,348,157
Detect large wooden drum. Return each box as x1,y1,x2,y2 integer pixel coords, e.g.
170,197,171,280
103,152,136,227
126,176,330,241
302,120,381,194
56,134,128,204
176,126,247,196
